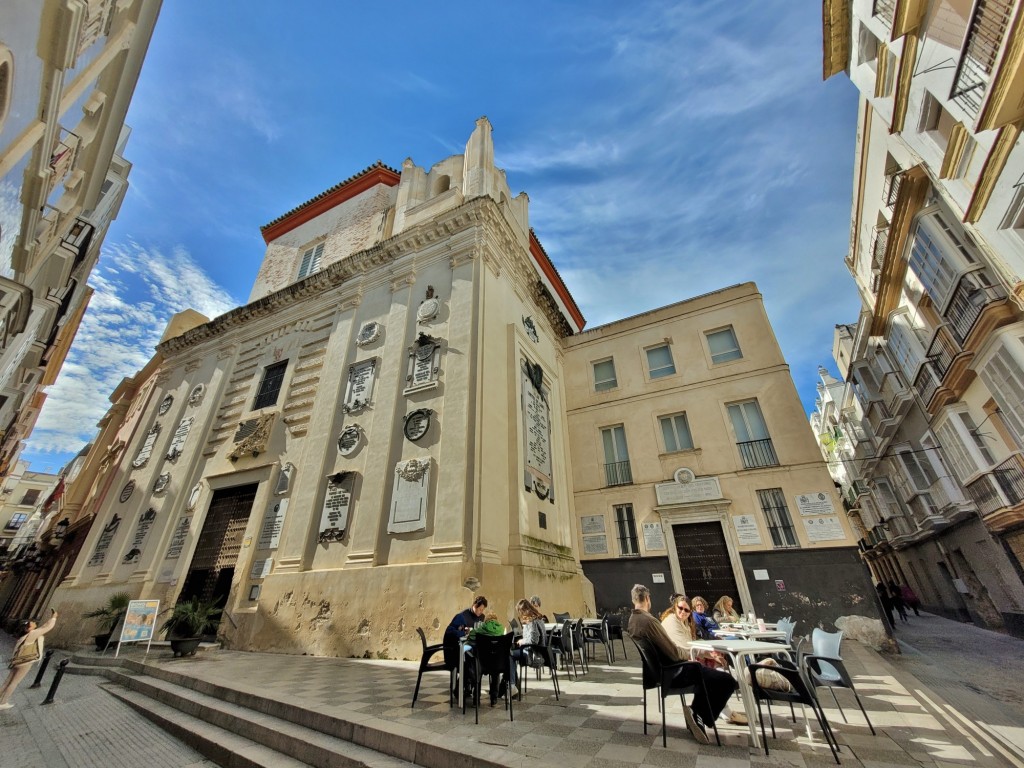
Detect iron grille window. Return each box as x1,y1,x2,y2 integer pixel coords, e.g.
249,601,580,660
253,360,288,410
756,488,800,549
614,503,639,556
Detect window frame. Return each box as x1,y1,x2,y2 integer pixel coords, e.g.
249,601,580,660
644,343,676,380
5,512,27,530
252,360,289,410
756,488,800,549
592,358,617,392
659,412,694,453
297,241,325,279
977,335,1024,447
705,326,743,364
18,489,40,507
613,503,639,556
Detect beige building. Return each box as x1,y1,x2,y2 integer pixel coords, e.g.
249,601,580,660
821,0,1024,635
563,286,868,628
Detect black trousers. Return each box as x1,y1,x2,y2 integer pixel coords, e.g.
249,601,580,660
670,665,737,724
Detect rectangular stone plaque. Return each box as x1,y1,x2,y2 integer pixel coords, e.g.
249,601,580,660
732,514,763,546
123,509,157,564
521,361,554,502
87,516,121,567
583,535,608,555
167,416,194,460
406,339,441,392
132,426,160,468
581,515,605,534
250,558,273,579
389,458,430,533
344,358,377,411
802,516,845,542
656,477,723,505
257,499,289,550
795,492,836,517
320,476,353,537
164,517,190,560
642,522,666,551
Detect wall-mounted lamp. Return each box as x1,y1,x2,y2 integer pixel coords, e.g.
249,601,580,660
54,517,70,540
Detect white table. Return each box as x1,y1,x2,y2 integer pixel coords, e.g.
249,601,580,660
689,638,793,751
714,628,787,642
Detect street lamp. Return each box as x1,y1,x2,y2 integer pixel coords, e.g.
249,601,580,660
54,517,70,540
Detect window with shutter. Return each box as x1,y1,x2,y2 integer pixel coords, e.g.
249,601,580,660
297,242,325,279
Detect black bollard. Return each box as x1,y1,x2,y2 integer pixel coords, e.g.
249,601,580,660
41,658,70,705
28,649,54,689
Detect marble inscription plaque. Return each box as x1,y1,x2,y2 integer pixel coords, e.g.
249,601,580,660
642,522,666,551
250,558,273,579
256,498,289,550
583,535,608,555
343,359,376,413
581,515,605,535
164,516,191,560
388,458,430,534
123,508,157,564
803,516,845,542
656,476,723,505
795,492,835,517
732,514,763,546
132,425,160,468
521,360,554,502
319,473,354,542
87,515,121,567
166,416,194,461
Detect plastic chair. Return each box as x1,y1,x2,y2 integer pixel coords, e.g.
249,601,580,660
607,617,627,660
553,611,571,623
803,629,876,734
571,618,589,673
509,616,522,636
553,619,582,677
465,633,516,724
631,634,721,748
748,661,841,763
583,617,613,664
517,636,561,701
411,627,454,708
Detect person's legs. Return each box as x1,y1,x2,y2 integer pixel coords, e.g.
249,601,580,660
671,665,736,725
0,664,32,705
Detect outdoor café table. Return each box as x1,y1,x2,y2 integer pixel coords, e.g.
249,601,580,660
689,638,794,751
714,628,787,641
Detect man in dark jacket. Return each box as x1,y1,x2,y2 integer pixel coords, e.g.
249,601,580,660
443,595,488,693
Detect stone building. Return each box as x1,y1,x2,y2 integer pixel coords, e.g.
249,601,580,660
820,0,1024,635
564,285,870,630
0,0,161,477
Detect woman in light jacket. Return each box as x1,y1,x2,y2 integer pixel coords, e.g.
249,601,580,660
1,608,58,709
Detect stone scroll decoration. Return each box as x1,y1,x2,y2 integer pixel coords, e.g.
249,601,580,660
153,473,171,495
520,358,554,503
229,412,276,461
122,508,157,565
132,424,161,469
86,514,121,567
404,333,442,393
388,458,430,534
188,383,206,406
342,359,377,414
319,472,355,543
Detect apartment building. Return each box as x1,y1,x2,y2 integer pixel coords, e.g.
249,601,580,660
821,0,1024,635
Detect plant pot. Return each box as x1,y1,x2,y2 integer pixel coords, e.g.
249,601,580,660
94,633,112,651
169,636,202,657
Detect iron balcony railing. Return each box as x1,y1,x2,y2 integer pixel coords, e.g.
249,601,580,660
944,271,1007,344
913,360,943,406
950,0,1013,117
887,514,915,537
871,225,889,271
924,326,959,379
873,0,896,28
604,460,633,487
966,453,1024,515
883,170,903,208
737,438,779,469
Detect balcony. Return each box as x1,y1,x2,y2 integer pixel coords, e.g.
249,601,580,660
871,226,889,271
604,460,633,487
966,453,1024,530
943,271,1010,346
737,438,779,469
950,0,1013,118
873,0,896,29
883,169,903,209
913,360,943,409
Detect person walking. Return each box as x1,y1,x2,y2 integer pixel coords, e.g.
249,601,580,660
888,581,909,623
876,582,896,627
1,608,58,709
900,584,921,616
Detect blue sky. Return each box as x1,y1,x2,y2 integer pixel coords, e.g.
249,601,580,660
20,2,862,473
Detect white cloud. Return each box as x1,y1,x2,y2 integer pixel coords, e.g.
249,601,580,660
21,241,238,463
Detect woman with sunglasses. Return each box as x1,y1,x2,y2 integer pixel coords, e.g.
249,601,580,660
661,596,746,725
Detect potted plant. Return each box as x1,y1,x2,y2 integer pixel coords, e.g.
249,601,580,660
161,597,221,657
83,592,131,651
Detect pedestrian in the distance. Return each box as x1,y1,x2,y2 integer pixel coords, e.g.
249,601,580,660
888,581,909,623
0,608,58,709
876,582,895,627
900,584,921,616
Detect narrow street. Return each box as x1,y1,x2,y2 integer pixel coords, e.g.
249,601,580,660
886,610,1024,762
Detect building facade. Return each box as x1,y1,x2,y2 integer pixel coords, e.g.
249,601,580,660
0,0,160,477
564,286,872,630
821,0,1024,635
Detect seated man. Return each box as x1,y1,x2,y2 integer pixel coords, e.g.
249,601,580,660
628,584,739,744
443,595,488,692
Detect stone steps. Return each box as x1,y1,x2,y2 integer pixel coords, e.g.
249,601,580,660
98,670,415,768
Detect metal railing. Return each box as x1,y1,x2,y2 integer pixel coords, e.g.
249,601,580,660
950,0,1013,117
913,361,943,406
871,225,889,271
924,326,959,379
967,453,1024,515
873,0,896,28
884,170,903,208
737,438,779,469
944,271,1006,344
603,460,633,487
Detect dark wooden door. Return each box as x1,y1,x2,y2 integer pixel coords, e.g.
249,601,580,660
180,483,258,614
672,522,743,613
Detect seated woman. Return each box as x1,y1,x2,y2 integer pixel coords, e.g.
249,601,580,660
712,596,741,624
691,596,719,639
509,598,546,698
661,596,745,725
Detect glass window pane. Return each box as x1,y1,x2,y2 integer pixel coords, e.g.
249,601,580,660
660,417,678,452
673,414,693,449
646,345,675,378
707,328,742,363
593,359,616,391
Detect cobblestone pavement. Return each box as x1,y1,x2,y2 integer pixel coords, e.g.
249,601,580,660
0,633,218,768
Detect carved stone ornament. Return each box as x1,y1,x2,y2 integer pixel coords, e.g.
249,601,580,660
522,315,539,342
132,424,161,468
403,409,433,442
158,394,174,415
229,412,276,461
119,480,135,503
337,425,362,456
417,287,440,324
524,359,545,398
153,473,171,495
673,467,696,485
395,457,429,483
355,321,382,347
275,462,294,495
186,482,203,511
188,383,206,406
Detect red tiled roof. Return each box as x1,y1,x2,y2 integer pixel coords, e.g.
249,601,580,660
529,230,585,332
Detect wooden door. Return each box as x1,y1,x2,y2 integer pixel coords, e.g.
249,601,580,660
672,521,743,612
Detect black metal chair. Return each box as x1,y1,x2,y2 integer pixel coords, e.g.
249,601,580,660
518,637,561,701
748,661,841,764
631,634,721,748
571,618,589,673
411,627,453,708
583,617,613,664
552,611,571,623
465,633,516,724
607,616,627,660
803,629,876,735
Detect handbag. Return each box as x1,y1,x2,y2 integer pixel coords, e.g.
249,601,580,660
9,638,41,667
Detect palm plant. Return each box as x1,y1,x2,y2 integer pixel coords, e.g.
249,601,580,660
161,597,222,639
83,592,132,634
